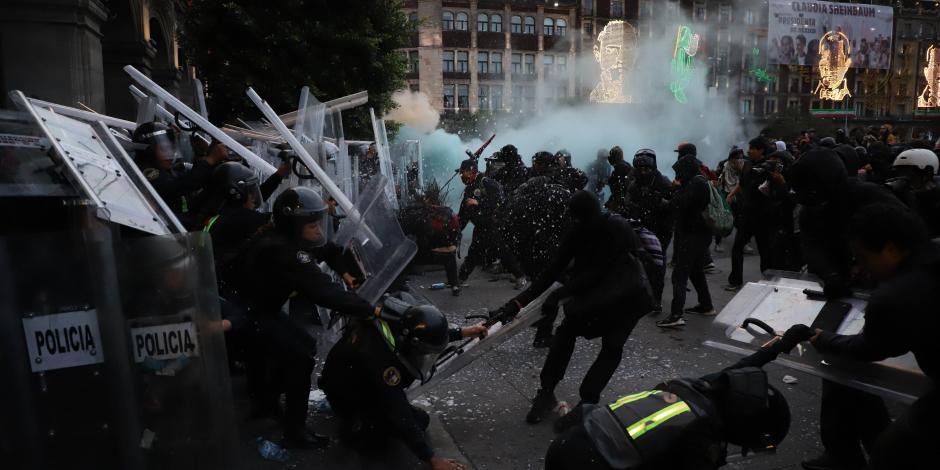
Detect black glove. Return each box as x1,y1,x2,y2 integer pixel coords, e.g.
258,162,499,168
776,324,814,353
491,301,521,323
822,274,851,299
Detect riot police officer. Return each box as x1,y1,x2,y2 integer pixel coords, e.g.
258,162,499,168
555,149,589,192
456,159,527,288
605,146,634,215
884,148,940,236
132,121,223,227
319,304,485,470
544,325,807,470
234,186,377,448
485,144,529,199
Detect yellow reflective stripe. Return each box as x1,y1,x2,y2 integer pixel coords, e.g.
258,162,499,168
609,390,661,411
378,319,396,349
203,215,221,233
626,401,691,440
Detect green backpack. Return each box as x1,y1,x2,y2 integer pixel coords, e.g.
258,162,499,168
702,179,734,236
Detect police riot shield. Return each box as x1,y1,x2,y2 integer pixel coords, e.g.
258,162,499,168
369,108,399,210
333,175,417,305
704,271,929,403
390,139,423,205
406,283,560,399
0,224,237,470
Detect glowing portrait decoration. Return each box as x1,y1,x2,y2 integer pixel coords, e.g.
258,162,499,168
590,20,637,104
670,25,700,104
917,45,940,108
814,31,852,101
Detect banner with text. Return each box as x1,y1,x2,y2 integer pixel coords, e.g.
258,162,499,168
768,1,894,69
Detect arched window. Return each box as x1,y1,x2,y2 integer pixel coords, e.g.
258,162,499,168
543,18,555,36
409,12,418,31
524,16,535,35
490,14,502,33
556,19,567,36
442,11,454,30
455,12,469,31
477,13,489,32
511,15,522,34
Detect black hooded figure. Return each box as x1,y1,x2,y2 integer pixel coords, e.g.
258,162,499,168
657,155,714,328
495,190,651,428
627,150,675,252
787,149,904,469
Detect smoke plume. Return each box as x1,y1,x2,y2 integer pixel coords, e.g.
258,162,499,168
385,90,441,134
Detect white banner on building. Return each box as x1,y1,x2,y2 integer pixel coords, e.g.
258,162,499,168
768,1,894,69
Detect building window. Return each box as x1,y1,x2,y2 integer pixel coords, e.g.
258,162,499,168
408,51,419,73
443,51,454,72
788,98,799,110
477,51,489,73
693,1,706,21
744,10,755,25
511,53,522,74
455,12,468,31
765,98,777,114
611,1,624,18
719,3,731,23
741,98,752,115
524,16,535,35
854,101,864,115
543,55,554,76
585,22,593,36
443,84,455,109
457,51,469,73
512,85,523,110
491,52,503,74
557,55,567,74
896,104,906,116
582,2,593,15
457,84,469,110
491,14,502,33
477,13,489,32
479,85,489,110
524,85,536,110
511,15,522,34
544,18,555,36
557,86,568,100
524,54,535,74
790,77,800,93
409,12,418,31
556,19,567,36
442,11,454,31
717,44,729,72
492,86,503,110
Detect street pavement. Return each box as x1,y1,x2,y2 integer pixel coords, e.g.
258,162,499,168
234,241,854,469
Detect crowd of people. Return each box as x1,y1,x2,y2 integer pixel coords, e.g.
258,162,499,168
127,115,940,470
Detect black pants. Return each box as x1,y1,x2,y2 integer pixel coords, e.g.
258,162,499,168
728,212,772,286
870,387,939,470
819,380,890,466
412,251,459,286
459,227,523,280
670,232,713,316
545,425,612,470
247,313,317,437
540,313,637,404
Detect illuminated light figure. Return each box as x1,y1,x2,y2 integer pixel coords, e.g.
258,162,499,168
917,45,940,108
590,20,637,104
814,31,852,101
670,25,700,104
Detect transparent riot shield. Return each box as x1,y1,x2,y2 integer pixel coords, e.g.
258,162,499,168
116,231,236,469
369,108,399,210
390,139,423,204
704,270,929,403
333,175,417,304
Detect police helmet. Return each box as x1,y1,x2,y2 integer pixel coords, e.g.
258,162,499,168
132,121,176,162
633,149,657,169
398,304,449,381
273,186,329,247
893,148,939,176
532,151,558,168
211,162,262,205
718,369,791,452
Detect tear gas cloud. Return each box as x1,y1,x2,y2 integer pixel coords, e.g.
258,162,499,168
385,90,440,134
390,12,757,198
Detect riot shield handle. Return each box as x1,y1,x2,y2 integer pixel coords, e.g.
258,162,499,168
741,318,777,338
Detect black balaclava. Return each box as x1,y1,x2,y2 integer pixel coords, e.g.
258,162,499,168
672,155,701,185
834,144,861,176
788,148,848,207
569,190,603,226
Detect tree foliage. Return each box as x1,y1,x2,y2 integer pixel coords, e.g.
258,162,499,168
178,0,410,137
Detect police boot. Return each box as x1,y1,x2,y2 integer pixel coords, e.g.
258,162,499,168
526,389,558,424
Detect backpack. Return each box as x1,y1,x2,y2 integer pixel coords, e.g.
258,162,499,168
703,179,734,236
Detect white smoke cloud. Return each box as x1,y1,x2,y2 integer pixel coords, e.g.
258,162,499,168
385,90,441,134
397,10,757,199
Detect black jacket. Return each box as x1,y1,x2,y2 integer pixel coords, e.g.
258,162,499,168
814,242,940,380
605,161,634,214
141,159,214,219
458,175,504,231
490,161,529,199
672,156,711,237
626,171,675,238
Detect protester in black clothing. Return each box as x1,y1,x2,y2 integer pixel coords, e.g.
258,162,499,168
833,144,862,178
485,144,529,199
588,148,612,199
133,121,223,227
657,153,714,328
626,148,673,311
320,305,485,470
605,146,634,214
234,187,378,449
724,137,774,291
555,149,589,192
504,175,571,284
763,150,800,271
494,191,651,427
399,185,463,296
885,148,940,237
796,204,940,470
544,325,808,470
456,159,527,288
